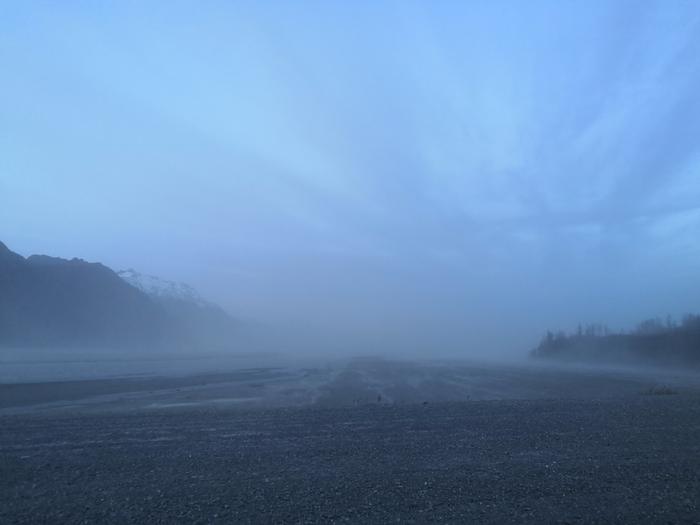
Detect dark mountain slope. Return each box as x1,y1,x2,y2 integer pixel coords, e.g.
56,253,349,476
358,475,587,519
0,242,171,349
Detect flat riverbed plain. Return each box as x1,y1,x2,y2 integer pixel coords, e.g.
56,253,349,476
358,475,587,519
2,358,700,523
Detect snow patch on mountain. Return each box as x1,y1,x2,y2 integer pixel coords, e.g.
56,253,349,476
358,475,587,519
117,269,207,307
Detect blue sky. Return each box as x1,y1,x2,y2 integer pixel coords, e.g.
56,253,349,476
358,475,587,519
2,1,700,354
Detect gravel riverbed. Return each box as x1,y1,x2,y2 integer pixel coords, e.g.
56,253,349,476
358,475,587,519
2,395,700,523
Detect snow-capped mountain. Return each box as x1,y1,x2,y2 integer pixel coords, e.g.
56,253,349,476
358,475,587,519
117,269,207,307
0,240,236,350
0,242,173,348
117,268,236,346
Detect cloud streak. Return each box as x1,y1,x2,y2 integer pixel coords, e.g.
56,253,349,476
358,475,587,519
2,1,700,355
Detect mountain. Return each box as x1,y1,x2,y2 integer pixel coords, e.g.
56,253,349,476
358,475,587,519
0,241,170,349
117,269,236,345
0,242,234,350
117,269,208,307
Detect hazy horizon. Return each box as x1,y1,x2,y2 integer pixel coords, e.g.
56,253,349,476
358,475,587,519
3,1,700,357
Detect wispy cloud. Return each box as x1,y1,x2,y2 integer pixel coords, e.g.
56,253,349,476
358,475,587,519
2,1,699,352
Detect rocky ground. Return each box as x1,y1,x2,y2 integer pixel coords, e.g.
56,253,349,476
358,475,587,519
2,359,700,523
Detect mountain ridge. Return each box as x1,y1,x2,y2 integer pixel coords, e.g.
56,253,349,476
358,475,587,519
0,242,235,351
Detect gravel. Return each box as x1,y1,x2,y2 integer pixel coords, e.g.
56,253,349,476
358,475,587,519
2,396,700,523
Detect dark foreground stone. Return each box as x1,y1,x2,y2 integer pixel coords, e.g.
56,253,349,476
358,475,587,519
2,397,700,523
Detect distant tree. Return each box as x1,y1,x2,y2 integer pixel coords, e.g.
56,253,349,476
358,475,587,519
584,323,604,337
665,315,675,330
533,313,700,365
635,318,665,335
681,314,700,332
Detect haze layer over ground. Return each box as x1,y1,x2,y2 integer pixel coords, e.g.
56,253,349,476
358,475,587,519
2,357,698,415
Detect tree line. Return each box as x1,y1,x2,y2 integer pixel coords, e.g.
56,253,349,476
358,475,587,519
532,314,700,366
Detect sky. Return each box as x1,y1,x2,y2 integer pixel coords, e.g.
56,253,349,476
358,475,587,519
2,1,700,356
